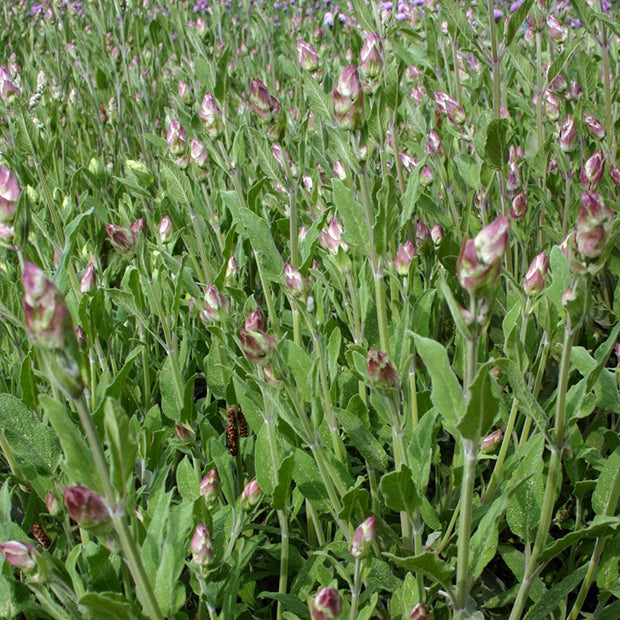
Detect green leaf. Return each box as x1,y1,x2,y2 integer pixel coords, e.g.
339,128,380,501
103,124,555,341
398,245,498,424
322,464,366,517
293,449,330,513
210,438,236,505
103,399,137,496
504,0,534,48
441,0,481,52
523,564,587,620
484,118,511,170
547,36,582,86
332,178,369,255
281,340,312,402
458,362,500,441
0,394,61,499
159,362,182,422
407,409,440,495
413,334,465,429
506,434,545,542
78,592,141,620
255,423,277,497
40,395,101,493
598,533,620,591
384,551,455,595
454,154,480,189
337,398,388,470
592,447,620,516
327,327,342,382
302,74,331,119
239,208,284,282
273,453,295,510
176,456,200,502
469,495,509,578
348,0,376,32
379,466,420,514
160,161,193,204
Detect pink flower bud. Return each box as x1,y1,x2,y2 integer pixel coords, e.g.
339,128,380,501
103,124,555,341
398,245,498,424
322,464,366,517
523,251,548,296
610,166,620,186
558,115,577,153
575,191,614,259
434,91,465,125
0,65,21,103
250,78,279,123
190,137,209,168
240,478,262,510
415,221,432,255
333,161,347,180
199,93,223,138
75,325,87,348
349,515,376,558
225,255,238,284
419,165,434,186
481,429,503,453
333,64,364,130
64,486,112,533
200,468,221,504
177,79,192,104
0,541,37,571
431,223,444,246
297,39,320,73
581,149,605,187
426,130,443,156
360,32,383,83
202,285,228,322
239,328,276,364
190,523,214,566
550,73,567,93
158,215,173,242
80,263,97,294
311,586,343,620
0,166,20,223
409,602,430,620
22,262,76,351
474,215,510,265
130,217,146,235
569,81,583,101
583,113,606,140
166,119,188,156
319,218,348,254
106,224,137,255
45,491,60,516
245,308,266,332
510,192,528,220
175,424,195,442
367,349,398,388
284,262,309,298
543,91,559,121
394,240,415,275
547,14,568,42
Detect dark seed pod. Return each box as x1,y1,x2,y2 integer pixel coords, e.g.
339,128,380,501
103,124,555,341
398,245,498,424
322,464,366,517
226,421,238,456
238,408,248,438
32,522,51,549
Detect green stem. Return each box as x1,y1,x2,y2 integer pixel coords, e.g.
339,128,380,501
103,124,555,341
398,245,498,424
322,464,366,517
349,557,362,620
374,267,390,357
276,510,289,620
189,207,212,285
487,0,501,118
597,0,613,158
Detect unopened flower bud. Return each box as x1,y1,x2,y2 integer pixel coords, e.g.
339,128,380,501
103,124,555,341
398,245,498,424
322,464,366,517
394,240,415,275
367,349,398,388
158,215,173,242
581,149,605,187
166,119,188,156
319,218,348,254
333,64,364,130
558,115,577,153
106,224,137,255
225,255,238,284
360,32,383,85
431,223,444,246
64,486,111,533
200,468,221,504
0,166,20,223
245,308,266,332
125,159,153,187
543,90,560,121
510,192,528,220
547,14,567,42
130,217,146,235
349,515,376,558
481,429,503,453
415,221,432,255
250,78,280,123
409,602,430,620
333,161,347,180
583,113,605,140
419,165,434,186
297,39,320,73
434,91,465,125
177,79,192,105
75,325,87,348
45,491,60,516
199,93,224,138
0,541,37,571
80,263,97,294
426,130,443,156
190,138,209,168
610,166,620,186
239,328,276,364
190,523,214,566
240,478,262,509
175,424,195,442
202,285,228,322
311,586,343,620
284,262,310,298
575,191,614,259
523,251,548,296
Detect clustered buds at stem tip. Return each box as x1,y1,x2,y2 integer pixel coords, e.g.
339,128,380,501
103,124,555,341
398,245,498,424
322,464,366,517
240,479,261,510
0,166,21,223
311,586,343,620
349,515,376,558
106,224,138,255
191,523,214,567
333,64,364,131
367,349,398,388
200,468,221,504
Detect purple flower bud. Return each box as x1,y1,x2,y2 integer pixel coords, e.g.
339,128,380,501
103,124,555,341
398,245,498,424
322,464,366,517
523,251,548,296
80,263,97,294
319,218,348,254
0,166,20,223
569,81,583,101
297,39,320,73
547,14,568,42
474,215,510,265
106,224,138,255
409,602,430,620
543,90,559,121
250,79,280,123
64,486,111,533
434,91,465,125
394,240,415,275
583,113,606,140
177,79,192,104
493,8,503,21
367,349,398,388
202,285,229,322
284,262,309,298
200,468,221,504
190,523,214,566
431,223,444,246
75,325,87,348
419,165,434,186
426,130,443,156
175,424,195,442
0,65,21,103
333,161,347,180
575,191,614,259
190,137,209,168
0,222,14,241
158,215,173,242
558,115,577,153
245,308,266,332
240,478,262,509
311,586,343,620
510,192,528,220
45,490,60,516
239,328,276,364
481,429,503,453
199,93,223,138
349,515,376,558
581,149,605,187
166,119,188,157
333,65,364,130
22,262,76,350
610,166,620,186
0,541,37,571
415,221,433,255
550,74,567,93
360,32,383,83
130,217,146,235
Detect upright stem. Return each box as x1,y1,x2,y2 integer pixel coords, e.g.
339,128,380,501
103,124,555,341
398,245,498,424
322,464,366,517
597,1,613,158
349,558,362,620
